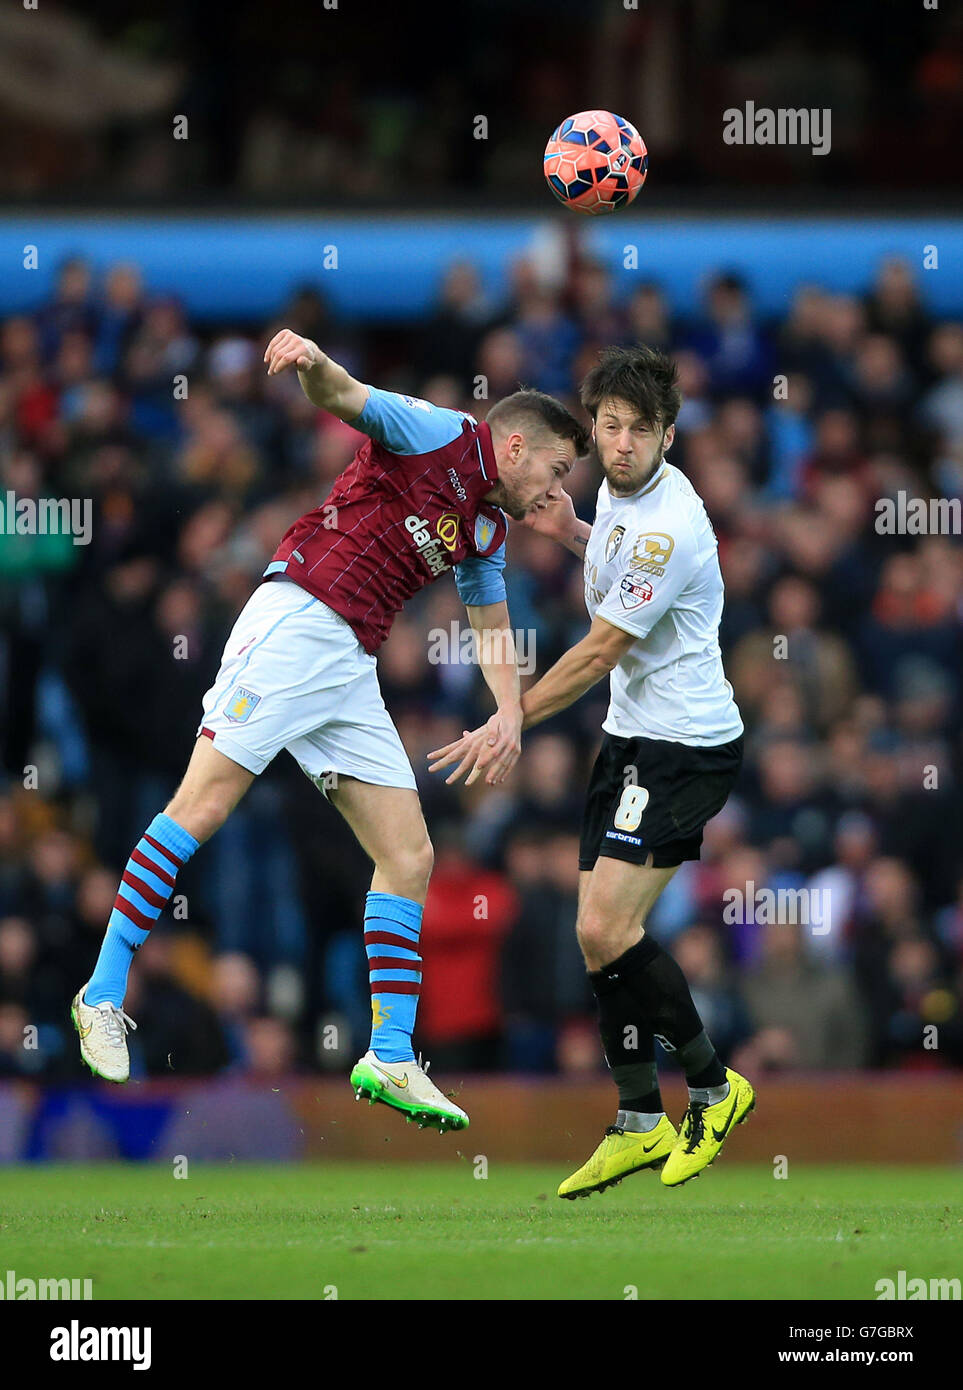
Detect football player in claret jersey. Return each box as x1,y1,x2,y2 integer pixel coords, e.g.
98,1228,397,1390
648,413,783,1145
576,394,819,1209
431,345,755,1186
72,328,587,1131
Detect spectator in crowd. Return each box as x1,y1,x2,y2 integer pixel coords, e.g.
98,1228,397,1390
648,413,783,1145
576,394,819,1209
416,827,518,1071
685,272,772,400
500,828,593,1072
122,932,230,1077
737,922,870,1070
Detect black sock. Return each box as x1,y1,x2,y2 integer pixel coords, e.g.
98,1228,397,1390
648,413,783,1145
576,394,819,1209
588,967,662,1113
595,936,726,1089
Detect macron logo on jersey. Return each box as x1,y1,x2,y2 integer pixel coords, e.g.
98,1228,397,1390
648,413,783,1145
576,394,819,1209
405,513,452,578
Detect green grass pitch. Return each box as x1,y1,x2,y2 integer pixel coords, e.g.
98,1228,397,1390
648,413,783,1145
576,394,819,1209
1,1163,960,1300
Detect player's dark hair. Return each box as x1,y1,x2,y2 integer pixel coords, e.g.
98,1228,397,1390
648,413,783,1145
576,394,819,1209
580,344,682,432
486,389,589,456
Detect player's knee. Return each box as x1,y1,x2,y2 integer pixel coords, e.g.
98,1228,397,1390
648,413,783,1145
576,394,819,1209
381,836,433,900
576,908,611,961
410,837,435,894
576,904,639,967
165,783,233,844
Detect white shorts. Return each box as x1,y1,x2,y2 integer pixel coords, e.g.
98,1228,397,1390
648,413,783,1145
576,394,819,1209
197,579,417,790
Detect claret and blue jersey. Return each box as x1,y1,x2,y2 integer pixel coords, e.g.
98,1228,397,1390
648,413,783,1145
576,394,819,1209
266,386,509,652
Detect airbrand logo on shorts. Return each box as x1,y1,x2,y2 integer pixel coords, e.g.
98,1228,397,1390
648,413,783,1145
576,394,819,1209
604,830,643,845
224,687,261,723
405,514,451,577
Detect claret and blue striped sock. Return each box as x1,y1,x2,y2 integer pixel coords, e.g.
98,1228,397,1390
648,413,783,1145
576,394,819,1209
84,813,199,1008
364,891,423,1063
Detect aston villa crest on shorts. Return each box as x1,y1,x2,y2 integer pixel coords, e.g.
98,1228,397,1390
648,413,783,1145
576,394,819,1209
223,686,261,723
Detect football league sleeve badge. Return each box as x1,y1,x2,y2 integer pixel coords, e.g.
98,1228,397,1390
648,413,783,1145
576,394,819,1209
619,574,654,609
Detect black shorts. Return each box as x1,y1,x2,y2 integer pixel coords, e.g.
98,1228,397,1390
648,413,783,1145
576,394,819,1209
578,732,744,871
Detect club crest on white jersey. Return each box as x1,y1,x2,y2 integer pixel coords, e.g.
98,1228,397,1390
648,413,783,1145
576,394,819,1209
604,524,625,563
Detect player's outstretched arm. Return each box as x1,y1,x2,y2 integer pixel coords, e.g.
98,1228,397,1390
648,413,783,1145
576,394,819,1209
428,615,635,785
518,488,592,557
263,329,369,421
518,616,635,730
442,601,523,787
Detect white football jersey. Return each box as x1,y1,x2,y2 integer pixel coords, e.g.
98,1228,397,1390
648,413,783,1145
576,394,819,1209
583,462,743,746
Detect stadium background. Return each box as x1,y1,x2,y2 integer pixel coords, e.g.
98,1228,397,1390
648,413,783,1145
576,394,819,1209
0,0,961,1164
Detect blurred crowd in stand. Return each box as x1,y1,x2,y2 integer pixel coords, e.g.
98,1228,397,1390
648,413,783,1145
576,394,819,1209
0,244,961,1081
2,2,962,199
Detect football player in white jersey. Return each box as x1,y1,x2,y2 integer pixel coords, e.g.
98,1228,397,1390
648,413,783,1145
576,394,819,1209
430,345,755,1194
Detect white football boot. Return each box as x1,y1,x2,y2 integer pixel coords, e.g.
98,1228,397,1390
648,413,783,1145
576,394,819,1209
71,985,137,1083
350,1050,469,1131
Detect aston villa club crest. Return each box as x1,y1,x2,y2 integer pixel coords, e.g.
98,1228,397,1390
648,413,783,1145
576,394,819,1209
224,686,261,723
605,525,626,564
474,513,497,551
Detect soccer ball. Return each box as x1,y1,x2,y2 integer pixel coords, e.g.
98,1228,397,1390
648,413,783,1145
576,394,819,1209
543,110,648,215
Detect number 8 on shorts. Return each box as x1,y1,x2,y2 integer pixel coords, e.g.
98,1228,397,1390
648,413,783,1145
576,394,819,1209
613,784,649,831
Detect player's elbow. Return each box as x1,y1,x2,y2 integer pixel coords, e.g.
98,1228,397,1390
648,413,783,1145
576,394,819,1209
466,600,510,631
584,623,634,676
586,647,620,678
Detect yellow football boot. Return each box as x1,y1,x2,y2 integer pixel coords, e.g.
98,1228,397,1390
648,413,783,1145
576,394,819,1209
558,1115,678,1199
661,1067,755,1187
